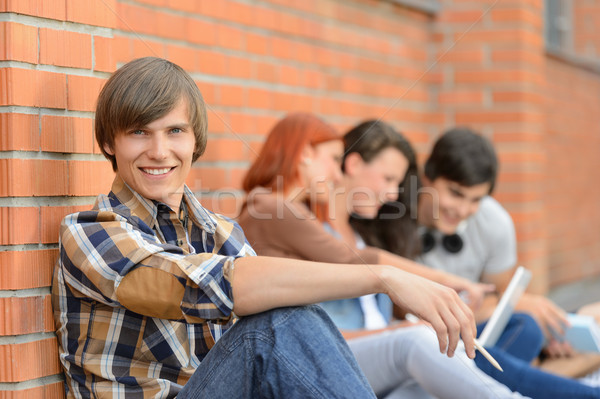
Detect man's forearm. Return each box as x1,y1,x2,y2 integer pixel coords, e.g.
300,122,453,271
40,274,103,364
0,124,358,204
231,256,385,316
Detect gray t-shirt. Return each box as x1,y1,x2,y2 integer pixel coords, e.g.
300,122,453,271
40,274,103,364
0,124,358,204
417,196,517,282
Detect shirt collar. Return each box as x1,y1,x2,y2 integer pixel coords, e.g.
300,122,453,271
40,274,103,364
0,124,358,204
109,175,217,234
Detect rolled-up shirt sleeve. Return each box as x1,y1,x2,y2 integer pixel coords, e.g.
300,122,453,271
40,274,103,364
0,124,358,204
59,209,253,324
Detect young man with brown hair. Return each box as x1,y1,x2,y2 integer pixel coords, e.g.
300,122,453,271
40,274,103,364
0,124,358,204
52,57,478,398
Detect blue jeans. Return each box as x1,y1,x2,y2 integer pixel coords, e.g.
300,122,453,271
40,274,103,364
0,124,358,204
476,313,600,399
178,305,375,398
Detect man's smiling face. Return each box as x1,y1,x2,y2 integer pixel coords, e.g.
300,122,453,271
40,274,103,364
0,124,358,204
104,98,196,211
426,177,491,234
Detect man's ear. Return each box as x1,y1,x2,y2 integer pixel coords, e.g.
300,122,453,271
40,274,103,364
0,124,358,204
343,152,364,176
103,142,114,156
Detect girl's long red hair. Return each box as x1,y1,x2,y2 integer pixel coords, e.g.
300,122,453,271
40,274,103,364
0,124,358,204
243,112,340,194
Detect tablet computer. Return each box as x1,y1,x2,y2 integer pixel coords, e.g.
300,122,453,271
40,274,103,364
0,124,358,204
477,266,532,347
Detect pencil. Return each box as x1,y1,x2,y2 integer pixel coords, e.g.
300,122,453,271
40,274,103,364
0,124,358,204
474,338,503,372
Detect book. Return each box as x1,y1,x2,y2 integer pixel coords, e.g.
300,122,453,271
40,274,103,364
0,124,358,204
564,313,600,353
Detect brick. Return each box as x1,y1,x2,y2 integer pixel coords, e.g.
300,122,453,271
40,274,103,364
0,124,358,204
454,69,539,85
225,1,256,25
455,111,543,124
0,114,39,151
201,139,248,162
0,0,66,20
197,50,227,76
0,159,68,197
254,61,279,83
41,205,90,244
0,382,64,399
166,45,197,72
453,28,543,48
112,35,132,65
195,81,217,105
0,296,53,335
184,18,218,47
40,28,92,69
0,338,61,382
271,92,314,113
115,2,156,35
66,0,117,28
254,115,278,136
227,55,252,80
205,109,229,134
67,160,115,196
437,10,484,23
0,22,38,63
186,167,227,192
218,85,245,108
41,115,95,153
491,49,544,67
216,25,245,51
490,8,542,29
156,11,186,41
301,69,324,89
436,49,484,64
438,90,483,105
93,35,114,72
246,88,273,109
197,1,229,20
279,64,301,86
132,39,165,60
0,207,40,245
166,0,196,13
0,249,57,290
270,37,294,61
245,32,270,56
492,91,545,105
228,112,257,136
0,69,67,109
67,75,106,112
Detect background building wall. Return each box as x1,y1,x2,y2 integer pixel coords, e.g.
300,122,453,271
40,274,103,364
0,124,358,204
1,0,599,396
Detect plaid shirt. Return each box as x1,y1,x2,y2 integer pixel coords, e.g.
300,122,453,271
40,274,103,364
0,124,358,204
52,176,255,398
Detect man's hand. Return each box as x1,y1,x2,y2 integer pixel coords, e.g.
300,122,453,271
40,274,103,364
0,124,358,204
447,277,495,311
517,293,570,340
381,266,477,359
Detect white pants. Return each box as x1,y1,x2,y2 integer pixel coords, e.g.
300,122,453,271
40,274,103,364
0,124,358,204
348,324,528,399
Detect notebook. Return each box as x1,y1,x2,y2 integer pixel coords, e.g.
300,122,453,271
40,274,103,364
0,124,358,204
477,266,532,347
563,313,600,353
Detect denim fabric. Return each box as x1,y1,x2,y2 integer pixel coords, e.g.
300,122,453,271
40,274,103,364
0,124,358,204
319,294,393,330
476,313,600,399
178,305,376,399
479,313,545,363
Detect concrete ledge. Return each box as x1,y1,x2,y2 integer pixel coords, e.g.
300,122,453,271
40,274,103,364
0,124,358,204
548,275,600,312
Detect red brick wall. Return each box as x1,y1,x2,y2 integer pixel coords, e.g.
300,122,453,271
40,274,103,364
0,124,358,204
430,0,550,293
573,1,600,58
2,0,600,395
544,59,600,287
0,0,433,395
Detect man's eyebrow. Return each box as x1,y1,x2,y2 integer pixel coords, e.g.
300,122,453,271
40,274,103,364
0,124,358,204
168,122,191,129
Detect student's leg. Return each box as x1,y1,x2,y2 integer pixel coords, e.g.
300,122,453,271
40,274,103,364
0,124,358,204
476,347,600,399
348,324,524,399
477,313,544,363
179,305,375,399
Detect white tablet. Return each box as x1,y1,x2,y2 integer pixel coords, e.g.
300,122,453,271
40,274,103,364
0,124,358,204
477,266,532,347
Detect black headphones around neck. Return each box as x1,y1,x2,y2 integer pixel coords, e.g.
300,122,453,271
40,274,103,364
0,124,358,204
421,230,464,254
